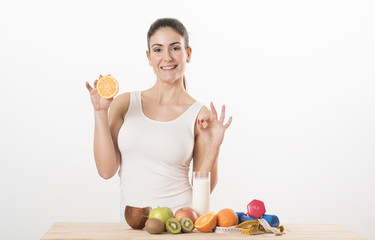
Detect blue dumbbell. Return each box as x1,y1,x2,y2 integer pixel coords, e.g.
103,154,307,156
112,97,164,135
262,214,280,227
239,214,256,223
238,212,280,227
236,212,246,223
236,212,256,223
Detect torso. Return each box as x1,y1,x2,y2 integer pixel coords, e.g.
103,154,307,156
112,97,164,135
116,91,205,220
116,90,210,137
140,90,197,122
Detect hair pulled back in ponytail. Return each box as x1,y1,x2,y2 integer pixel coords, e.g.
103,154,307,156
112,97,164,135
147,18,190,90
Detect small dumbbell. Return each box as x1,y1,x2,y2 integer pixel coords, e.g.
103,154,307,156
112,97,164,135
239,214,256,223
262,214,280,227
247,199,266,218
236,212,247,223
237,212,280,228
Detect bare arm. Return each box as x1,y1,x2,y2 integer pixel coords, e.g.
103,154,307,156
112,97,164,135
193,130,220,192
86,77,130,179
193,103,232,192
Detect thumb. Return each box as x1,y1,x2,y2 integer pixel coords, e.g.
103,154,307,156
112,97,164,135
197,119,206,131
198,119,207,131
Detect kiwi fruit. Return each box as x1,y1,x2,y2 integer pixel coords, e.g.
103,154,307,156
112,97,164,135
180,217,194,233
166,217,181,234
145,218,165,234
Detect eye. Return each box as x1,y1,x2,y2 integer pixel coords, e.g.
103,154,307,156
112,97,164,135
171,46,181,51
153,48,162,52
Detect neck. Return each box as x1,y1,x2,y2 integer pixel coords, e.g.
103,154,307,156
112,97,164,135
149,77,186,105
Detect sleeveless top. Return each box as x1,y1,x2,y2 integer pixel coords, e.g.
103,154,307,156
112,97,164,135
117,91,204,222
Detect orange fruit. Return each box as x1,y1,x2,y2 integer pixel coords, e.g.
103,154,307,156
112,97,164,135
96,75,119,99
195,211,217,233
217,208,238,227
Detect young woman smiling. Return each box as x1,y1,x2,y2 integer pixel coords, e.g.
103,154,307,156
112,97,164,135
86,18,232,221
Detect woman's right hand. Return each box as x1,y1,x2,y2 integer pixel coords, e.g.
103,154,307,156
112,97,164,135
85,75,114,111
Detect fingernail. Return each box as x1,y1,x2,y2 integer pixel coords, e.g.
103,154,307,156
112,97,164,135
201,119,204,123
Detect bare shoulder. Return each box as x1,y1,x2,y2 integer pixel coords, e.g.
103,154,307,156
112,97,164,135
194,105,211,136
112,92,130,105
109,92,131,120
197,105,211,119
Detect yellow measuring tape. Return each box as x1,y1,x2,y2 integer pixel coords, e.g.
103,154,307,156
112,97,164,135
234,220,261,235
215,219,285,236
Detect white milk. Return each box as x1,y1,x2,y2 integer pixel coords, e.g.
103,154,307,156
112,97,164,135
192,173,210,216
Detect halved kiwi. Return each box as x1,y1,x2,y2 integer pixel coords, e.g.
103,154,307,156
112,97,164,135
166,217,181,234
180,217,194,233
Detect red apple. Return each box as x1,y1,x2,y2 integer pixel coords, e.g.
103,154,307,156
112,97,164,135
174,207,199,223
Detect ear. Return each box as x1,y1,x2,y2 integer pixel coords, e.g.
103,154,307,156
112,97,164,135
186,47,192,63
146,50,152,66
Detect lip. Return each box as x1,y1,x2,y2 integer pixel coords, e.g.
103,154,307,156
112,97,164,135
160,65,177,71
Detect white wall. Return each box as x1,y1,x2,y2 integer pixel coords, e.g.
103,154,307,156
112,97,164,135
1,0,374,239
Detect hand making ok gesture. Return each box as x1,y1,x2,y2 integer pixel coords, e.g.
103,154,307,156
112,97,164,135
197,102,232,150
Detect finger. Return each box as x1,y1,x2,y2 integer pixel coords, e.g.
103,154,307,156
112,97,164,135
197,118,209,129
197,119,204,131
224,116,233,129
219,105,225,123
199,118,209,129
210,102,218,121
94,80,98,88
85,82,93,91
203,118,210,129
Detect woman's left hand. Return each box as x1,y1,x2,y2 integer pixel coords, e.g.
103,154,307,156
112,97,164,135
197,102,232,150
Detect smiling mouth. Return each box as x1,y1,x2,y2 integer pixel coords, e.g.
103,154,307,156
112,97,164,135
161,65,177,70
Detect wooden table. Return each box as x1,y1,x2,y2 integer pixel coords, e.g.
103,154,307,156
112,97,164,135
41,222,368,240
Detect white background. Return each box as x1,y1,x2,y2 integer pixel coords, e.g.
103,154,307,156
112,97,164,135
1,0,374,239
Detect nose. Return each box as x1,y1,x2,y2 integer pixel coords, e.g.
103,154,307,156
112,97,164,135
163,50,172,62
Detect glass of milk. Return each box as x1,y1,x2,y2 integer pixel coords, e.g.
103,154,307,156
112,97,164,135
192,172,210,216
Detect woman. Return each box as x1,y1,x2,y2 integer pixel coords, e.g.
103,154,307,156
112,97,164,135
85,18,232,221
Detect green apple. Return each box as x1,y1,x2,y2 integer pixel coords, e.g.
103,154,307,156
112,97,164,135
149,207,174,224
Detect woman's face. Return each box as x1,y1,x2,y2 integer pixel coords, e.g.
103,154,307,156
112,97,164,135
147,27,191,85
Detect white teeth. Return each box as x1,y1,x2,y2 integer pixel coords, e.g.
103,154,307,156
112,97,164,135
161,65,176,70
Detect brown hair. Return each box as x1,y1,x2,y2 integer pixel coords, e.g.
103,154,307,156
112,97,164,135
147,18,190,90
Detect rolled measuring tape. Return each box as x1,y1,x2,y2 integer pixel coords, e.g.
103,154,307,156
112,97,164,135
257,218,284,236
215,220,260,235
215,219,284,236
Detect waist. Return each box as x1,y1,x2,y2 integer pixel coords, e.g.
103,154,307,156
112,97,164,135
120,170,191,196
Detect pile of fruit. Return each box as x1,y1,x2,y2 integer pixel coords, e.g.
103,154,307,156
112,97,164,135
124,199,281,235
125,206,198,234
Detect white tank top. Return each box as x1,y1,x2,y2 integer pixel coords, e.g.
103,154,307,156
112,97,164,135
117,91,204,221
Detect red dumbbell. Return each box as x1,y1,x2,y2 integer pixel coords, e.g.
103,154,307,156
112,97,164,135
247,199,266,218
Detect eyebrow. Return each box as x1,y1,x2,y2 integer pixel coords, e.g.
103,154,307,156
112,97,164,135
151,42,182,48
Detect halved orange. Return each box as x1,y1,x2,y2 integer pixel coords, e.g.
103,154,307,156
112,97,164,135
96,75,119,99
195,211,217,233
